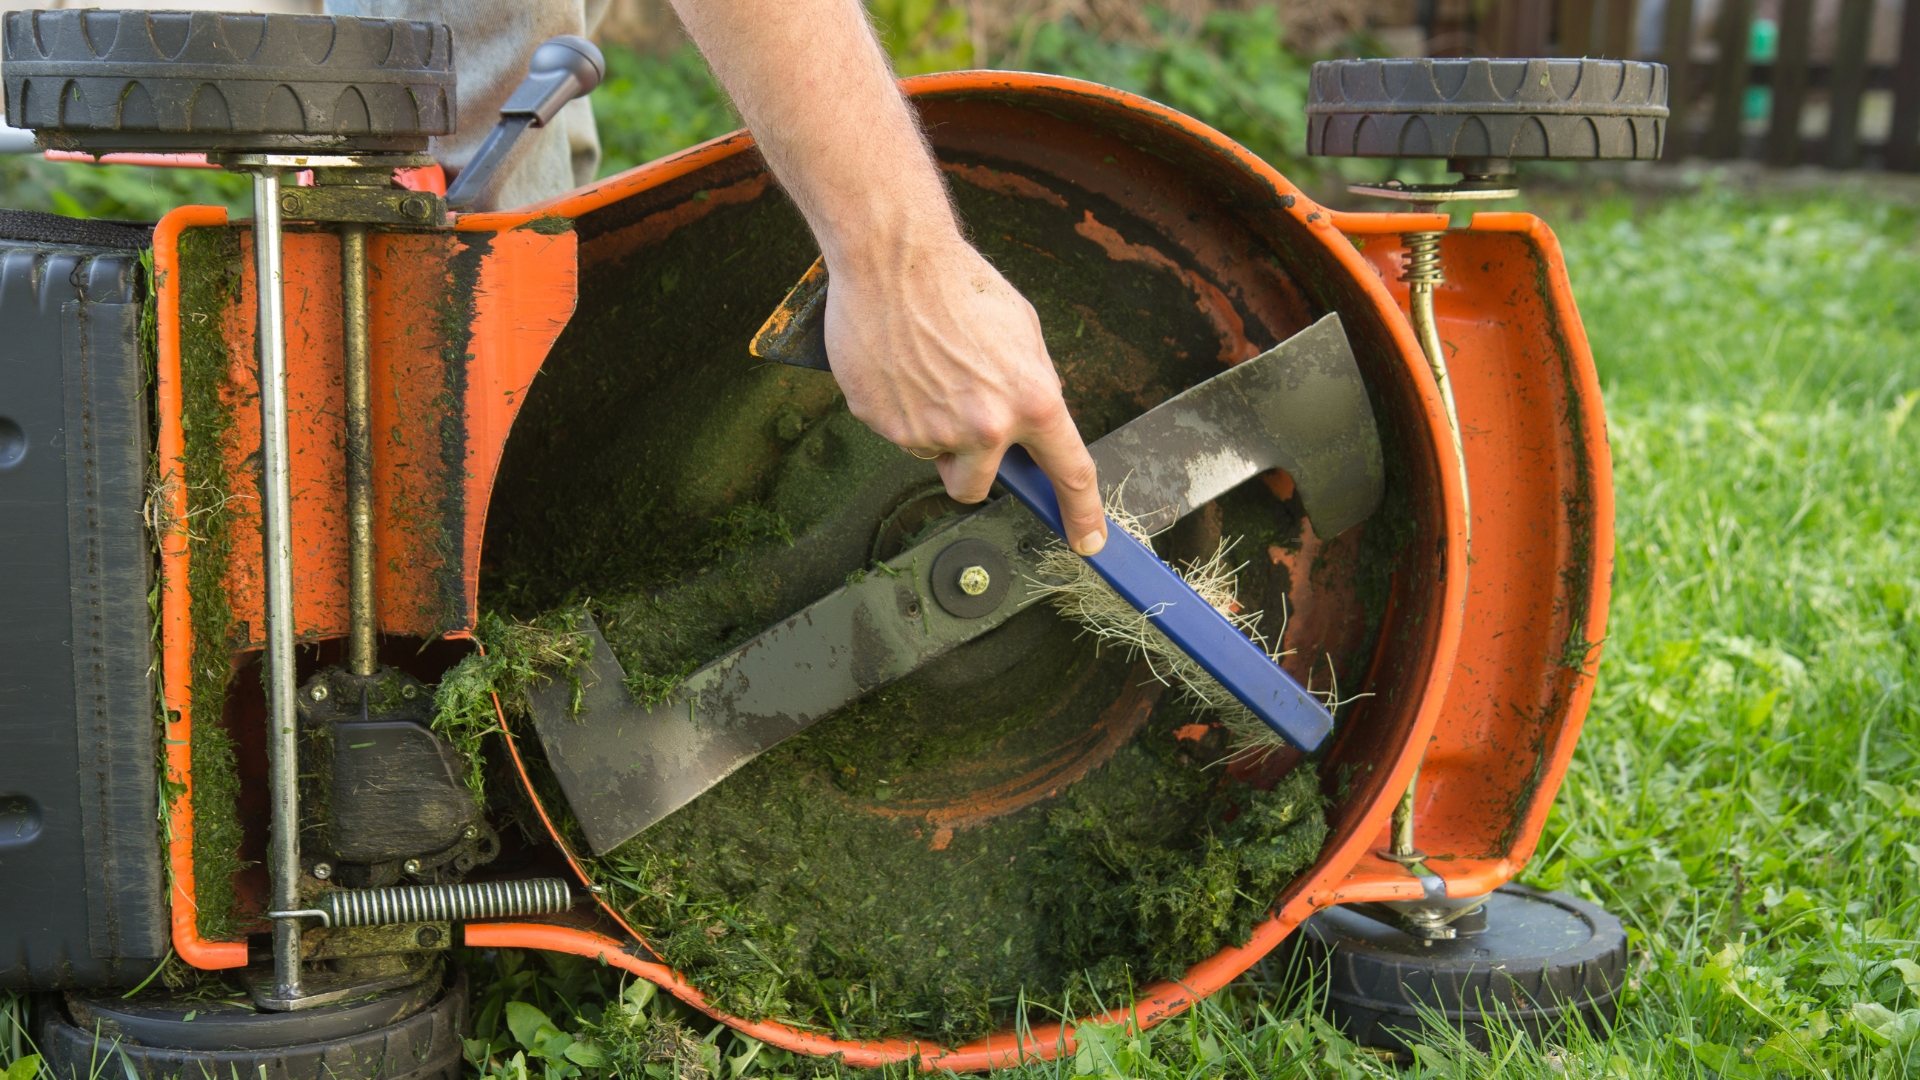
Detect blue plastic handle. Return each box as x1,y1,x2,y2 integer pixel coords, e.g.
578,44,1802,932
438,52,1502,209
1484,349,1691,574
998,445,1333,752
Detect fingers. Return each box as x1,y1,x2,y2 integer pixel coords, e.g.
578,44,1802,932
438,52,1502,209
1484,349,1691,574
938,447,1003,506
1020,409,1106,556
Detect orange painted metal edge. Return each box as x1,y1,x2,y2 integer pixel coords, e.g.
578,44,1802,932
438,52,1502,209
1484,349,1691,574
473,70,1473,1071
519,129,760,220
1328,210,1449,234
1313,210,1615,903
1465,210,1615,869
155,203,251,970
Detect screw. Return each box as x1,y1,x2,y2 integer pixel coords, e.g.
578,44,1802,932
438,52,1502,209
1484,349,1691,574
278,191,301,215
905,601,920,617
958,565,991,596
1017,538,1036,556
312,862,332,880
401,684,419,700
403,859,422,875
310,684,329,701
400,194,432,220
415,925,442,947
463,824,479,840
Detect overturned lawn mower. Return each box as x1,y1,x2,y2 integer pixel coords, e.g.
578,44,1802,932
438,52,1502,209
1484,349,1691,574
1,10,1656,1072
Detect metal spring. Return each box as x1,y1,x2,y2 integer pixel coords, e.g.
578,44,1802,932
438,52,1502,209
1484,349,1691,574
1400,231,1445,288
320,878,572,927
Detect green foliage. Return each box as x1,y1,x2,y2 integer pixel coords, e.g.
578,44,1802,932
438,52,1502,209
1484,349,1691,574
1014,7,1311,173
0,154,249,220
463,951,727,1080
593,44,743,178
868,0,973,75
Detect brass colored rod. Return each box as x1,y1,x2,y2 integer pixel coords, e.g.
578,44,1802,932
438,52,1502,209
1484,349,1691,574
1391,766,1419,858
1402,230,1470,537
341,223,376,676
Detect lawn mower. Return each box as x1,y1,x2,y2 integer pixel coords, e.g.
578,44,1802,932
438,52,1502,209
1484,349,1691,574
0,10,1663,1074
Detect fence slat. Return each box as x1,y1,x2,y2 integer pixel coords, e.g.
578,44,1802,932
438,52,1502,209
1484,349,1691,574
1766,0,1814,165
1888,0,1920,169
1662,0,1697,159
1827,0,1874,167
1560,0,1597,56
1601,0,1638,57
1706,0,1754,157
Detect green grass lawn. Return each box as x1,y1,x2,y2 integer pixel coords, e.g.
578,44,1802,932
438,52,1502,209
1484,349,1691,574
439,187,1920,1080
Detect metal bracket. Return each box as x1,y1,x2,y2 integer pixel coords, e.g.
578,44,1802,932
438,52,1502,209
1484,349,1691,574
276,184,445,226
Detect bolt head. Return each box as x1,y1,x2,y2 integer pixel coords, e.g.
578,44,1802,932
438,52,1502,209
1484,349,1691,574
312,862,332,880
400,194,432,220
310,684,329,701
958,565,991,596
463,824,479,840
401,684,420,700
403,859,422,875
278,192,301,214
415,925,442,947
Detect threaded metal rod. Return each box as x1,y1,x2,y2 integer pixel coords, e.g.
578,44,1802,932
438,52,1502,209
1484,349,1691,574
320,879,573,927
1402,230,1470,540
340,223,376,676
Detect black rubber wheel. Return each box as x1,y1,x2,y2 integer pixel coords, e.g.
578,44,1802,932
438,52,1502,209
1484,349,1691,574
2,10,454,153
1291,883,1627,1057
1306,58,1668,162
37,964,467,1080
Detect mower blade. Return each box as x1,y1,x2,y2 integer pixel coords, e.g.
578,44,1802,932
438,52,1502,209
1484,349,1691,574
1086,313,1381,538
531,314,1381,854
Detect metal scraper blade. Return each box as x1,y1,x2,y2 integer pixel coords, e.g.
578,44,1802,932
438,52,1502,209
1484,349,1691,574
530,313,1382,854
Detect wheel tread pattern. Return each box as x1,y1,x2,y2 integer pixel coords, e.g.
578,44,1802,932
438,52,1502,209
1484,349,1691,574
1294,884,1628,1054
3,10,454,139
39,971,468,1080
1306,58,1668,161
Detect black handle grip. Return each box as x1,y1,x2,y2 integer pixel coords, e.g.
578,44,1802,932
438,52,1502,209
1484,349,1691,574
446,35,607,209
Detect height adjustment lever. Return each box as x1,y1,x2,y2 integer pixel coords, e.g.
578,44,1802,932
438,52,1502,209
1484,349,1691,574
446,34,606,209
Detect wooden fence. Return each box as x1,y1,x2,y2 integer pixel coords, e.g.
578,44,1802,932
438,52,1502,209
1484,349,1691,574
1412,0,1920,169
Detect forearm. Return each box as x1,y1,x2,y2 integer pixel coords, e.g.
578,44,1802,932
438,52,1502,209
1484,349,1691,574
669,0,957,270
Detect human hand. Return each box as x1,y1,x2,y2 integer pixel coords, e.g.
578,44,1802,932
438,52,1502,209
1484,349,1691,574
823,232,1108,556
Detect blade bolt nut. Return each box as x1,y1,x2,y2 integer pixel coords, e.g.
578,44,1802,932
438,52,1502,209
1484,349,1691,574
958,565,991,596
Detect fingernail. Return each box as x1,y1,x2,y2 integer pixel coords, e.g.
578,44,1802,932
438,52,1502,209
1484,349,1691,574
1074,528,1107,557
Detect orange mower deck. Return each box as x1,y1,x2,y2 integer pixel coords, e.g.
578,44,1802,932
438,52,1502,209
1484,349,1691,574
153,72,1608,1069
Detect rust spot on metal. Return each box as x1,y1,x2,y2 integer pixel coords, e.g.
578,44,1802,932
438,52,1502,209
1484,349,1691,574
940,161,1069,207
1070,211,1256,364
581,173,774,268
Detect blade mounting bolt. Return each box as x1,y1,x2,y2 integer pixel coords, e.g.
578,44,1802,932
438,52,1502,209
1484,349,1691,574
958,565,991,596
